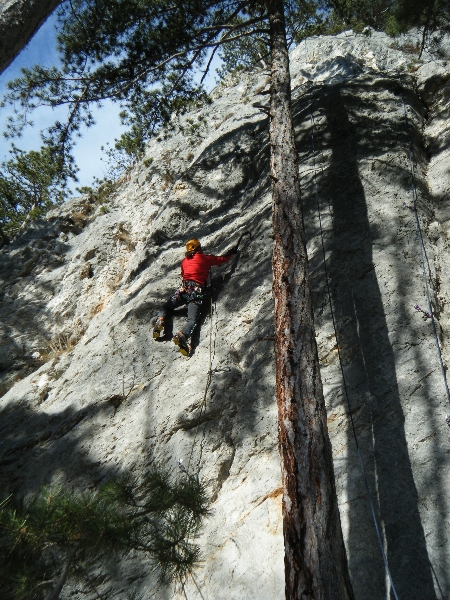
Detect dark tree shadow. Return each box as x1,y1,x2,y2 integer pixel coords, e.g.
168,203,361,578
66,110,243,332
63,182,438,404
0,376,176,599
0,204,98,396
298,82,437,599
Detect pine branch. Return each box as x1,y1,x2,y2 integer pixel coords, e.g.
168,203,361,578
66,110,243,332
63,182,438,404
120,26,269,96
45,549,73,600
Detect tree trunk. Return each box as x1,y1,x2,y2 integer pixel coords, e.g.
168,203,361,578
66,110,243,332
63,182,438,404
0,225,10,245
0,0,62,74
45,550,72,600
267,1,354,598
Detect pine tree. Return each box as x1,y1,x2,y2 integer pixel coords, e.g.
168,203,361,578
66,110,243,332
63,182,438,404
0,145,73,241
324,0,450,46
324,0,393,32
2,2,354,597
1,0,449,594
388,0,450,56
0,468,210,600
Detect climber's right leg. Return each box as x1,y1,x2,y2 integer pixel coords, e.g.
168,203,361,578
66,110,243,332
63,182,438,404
152,291,184,339
152,316,165,339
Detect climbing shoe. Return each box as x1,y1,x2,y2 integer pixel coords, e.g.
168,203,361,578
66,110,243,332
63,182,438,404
173,332,191,356
152,317,165,339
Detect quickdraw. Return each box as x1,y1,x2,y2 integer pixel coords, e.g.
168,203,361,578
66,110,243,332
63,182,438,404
235,230,252,251
414,304,431,319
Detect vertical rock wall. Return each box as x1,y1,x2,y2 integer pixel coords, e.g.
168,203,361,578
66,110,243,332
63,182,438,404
1,30,450,599
291,33,450,599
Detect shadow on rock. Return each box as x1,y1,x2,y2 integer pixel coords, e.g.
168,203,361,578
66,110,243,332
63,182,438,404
294,80,437,599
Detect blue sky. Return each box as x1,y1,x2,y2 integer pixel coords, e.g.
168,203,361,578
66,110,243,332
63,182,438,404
0,13,220,193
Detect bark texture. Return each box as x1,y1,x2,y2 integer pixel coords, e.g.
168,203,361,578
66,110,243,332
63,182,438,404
0,0,62,74
267,1,354,598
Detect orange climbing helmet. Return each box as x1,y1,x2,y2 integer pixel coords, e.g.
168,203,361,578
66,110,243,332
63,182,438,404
185,238,201,253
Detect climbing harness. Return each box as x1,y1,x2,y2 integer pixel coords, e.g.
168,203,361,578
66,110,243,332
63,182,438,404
174,280,205,305
399,82,450,420
305,65,401,600
180,233,251,475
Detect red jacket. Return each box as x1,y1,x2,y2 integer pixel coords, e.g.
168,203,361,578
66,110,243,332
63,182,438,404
181,251,232,285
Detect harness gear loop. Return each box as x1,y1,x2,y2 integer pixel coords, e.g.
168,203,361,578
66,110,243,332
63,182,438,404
174,280,205,305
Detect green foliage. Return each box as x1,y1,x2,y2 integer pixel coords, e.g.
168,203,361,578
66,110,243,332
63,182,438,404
100,139,141,181
392,0,450,34
1,0,229,173
216,10,269,79
178,115,209,140
287,0,333,42
76,178,117,205
0,468,210,599
1,0,447,184
0,145,74,239
321,0,393,33
387,0,450,57
322,0,450,49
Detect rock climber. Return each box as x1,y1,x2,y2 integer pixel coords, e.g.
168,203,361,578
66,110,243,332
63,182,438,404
152,238,237,356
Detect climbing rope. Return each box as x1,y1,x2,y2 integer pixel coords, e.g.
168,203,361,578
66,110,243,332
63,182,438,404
182,231,251,476
190,573,206,600
185,292,215,475
399,83,450,421
306,79,401,600
178,234,252,598
180,573,206,600
181,580,190,600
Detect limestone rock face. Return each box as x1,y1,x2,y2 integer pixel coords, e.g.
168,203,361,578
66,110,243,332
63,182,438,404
1,29,450,600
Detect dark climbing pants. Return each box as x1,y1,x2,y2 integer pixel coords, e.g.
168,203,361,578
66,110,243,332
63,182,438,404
157,291,201,338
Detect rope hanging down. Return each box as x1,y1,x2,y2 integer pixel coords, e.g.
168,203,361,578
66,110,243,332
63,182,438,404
307,89,400,600
399,85,450,423
180,230,252,476
185,291,215,475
